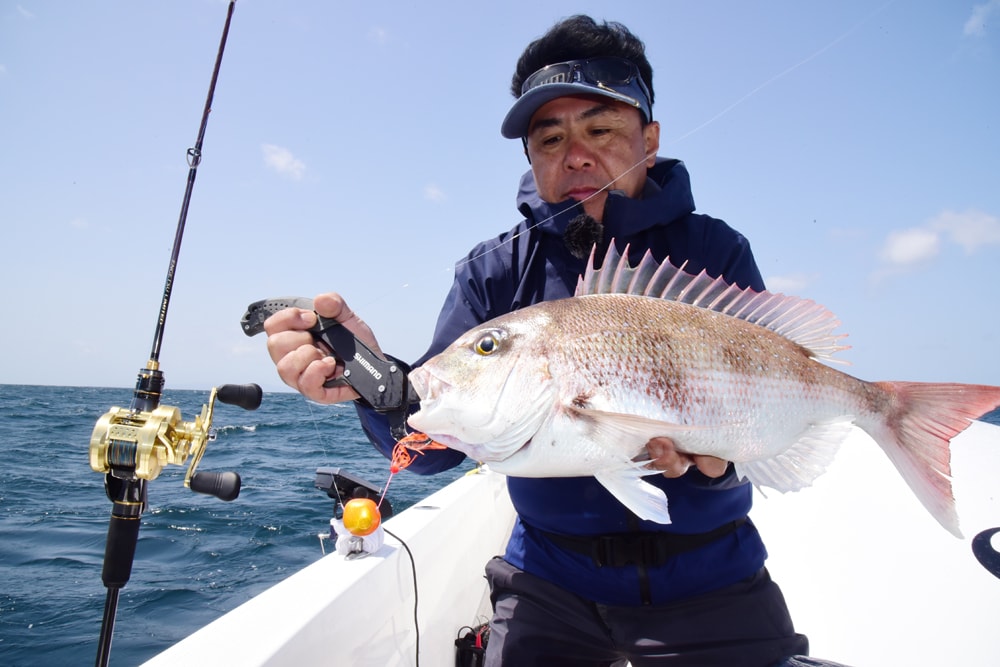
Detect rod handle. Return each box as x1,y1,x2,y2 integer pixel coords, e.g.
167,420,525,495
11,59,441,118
101,510,141,589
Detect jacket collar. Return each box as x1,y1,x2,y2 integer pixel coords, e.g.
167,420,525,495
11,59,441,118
515,157,697,236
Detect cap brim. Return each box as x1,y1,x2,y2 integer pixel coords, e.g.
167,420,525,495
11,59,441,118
500,82,645,139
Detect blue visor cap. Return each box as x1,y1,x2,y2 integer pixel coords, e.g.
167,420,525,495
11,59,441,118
501,57,652,139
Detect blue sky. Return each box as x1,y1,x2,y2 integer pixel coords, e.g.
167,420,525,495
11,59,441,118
2,2,1000,663
2,0,998,393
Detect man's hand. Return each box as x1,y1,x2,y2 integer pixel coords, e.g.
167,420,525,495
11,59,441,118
646,437,728,478
264,293,382,404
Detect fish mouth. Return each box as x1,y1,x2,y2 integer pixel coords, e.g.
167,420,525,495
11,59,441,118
408,366,445,401
405,363,541,462
406,367,499,455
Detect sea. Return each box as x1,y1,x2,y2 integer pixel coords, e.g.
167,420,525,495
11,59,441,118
0,384,470,666
3,385,1000,666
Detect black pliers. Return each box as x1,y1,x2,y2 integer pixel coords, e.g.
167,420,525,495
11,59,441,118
240,297,419,440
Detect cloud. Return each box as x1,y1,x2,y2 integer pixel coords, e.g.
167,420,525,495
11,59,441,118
69,217,89,230
423,184,446,202
879,227,941,267
964,0,1000,37
261,144,306,180
17,5,35,19
929,208,1000,252
877,209,1000,270
368,26,389,44
764,273,818,295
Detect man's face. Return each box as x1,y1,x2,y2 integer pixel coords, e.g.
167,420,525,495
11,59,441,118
525,95,660,222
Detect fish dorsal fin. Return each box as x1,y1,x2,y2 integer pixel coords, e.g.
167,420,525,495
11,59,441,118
575,242,849,363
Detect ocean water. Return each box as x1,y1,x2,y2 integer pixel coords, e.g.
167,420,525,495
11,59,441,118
2,385,999,667
0,384,469,666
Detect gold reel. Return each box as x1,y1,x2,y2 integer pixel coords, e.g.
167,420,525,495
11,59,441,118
89,386,251,499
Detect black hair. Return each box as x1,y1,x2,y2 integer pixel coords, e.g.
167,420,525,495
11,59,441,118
510,15,655,107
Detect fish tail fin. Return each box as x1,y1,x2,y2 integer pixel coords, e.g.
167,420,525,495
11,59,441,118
863,381,1000,538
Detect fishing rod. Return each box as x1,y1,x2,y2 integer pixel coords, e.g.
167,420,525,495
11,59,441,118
87,3,261,666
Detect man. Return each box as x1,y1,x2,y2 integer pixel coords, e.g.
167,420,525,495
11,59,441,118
267,15,831,667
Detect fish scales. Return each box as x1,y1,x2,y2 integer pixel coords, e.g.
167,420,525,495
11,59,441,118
538,293,869,462
406,243,1000,536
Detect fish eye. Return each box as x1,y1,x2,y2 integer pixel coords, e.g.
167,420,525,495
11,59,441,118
474,332,500,356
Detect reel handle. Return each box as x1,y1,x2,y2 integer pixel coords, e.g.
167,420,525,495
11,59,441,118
216,383,262,411
190,471,242,501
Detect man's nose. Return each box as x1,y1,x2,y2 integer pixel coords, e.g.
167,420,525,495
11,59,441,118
563,136,595,170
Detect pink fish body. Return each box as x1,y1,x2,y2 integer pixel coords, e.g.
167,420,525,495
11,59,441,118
408,245,1000,536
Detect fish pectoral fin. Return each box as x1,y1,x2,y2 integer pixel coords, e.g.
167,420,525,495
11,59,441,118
734,419,852,493
569,407,723,442
593,469,673,525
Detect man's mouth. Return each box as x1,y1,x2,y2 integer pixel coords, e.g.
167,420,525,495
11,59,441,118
566,187,600,200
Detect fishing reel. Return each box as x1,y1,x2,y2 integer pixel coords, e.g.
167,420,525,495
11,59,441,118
89,366,262,502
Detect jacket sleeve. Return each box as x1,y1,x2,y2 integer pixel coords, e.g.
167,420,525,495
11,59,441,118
354,251,499,475
720,231,765,292
686,213,766,292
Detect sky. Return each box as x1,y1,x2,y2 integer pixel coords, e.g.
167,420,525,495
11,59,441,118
1,0,999,663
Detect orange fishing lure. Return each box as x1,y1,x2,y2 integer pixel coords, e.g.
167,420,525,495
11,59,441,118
390,432,449,473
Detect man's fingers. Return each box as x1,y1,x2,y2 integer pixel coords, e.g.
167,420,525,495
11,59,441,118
262,293,379,405
692,455,729,478
263,307,317,336
313,293,352,321
646,437,728,479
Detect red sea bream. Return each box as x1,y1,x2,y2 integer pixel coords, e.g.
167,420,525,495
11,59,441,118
407,244,1000,536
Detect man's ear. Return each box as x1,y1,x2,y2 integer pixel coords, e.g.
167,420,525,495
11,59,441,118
644,120,661,166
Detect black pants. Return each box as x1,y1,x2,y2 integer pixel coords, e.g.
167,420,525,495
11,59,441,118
484,557,810,667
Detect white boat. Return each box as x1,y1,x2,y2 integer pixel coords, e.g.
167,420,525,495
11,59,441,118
142,423,1000,667
142,467,515,667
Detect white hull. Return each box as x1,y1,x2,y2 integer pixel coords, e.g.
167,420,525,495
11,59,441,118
143,468,514,667
143,423,1000,666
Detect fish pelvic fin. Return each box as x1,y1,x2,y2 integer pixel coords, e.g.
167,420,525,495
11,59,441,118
593,468,673,524
735,419,853,494
576,242,850,363
860,381,1000,539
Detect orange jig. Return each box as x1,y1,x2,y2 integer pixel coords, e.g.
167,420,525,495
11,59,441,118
390,432,449,473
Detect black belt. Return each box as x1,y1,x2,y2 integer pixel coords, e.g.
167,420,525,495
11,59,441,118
539,517,747,568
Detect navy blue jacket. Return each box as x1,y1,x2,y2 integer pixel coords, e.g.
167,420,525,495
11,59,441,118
357,159,769,605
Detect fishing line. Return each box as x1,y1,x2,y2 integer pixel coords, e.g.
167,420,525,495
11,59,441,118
295,0,901,508
378,471,396,510
666,0,898,147
459,0,903,264
287,5,921,661
309,431,419,667
336,150,655,340
454,148,658,270
413,1,902,284
304,400,339,463
302,398,399,507
384,527,422,667
333,145,659,325
301,404,419,664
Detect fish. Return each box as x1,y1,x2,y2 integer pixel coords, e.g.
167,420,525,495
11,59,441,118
406,244,1000,536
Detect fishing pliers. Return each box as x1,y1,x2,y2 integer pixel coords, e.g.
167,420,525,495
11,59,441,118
240,297,419,440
